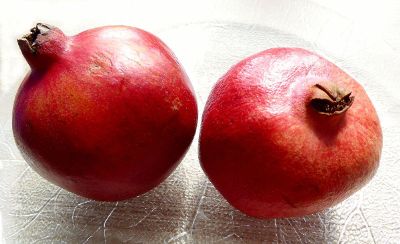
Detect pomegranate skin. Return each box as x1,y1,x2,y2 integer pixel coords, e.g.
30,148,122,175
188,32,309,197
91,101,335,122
199,48,382,218
13,24,197,201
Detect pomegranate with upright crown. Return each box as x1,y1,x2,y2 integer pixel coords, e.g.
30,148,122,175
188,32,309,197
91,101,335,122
13,23,198,201
199,48,382,218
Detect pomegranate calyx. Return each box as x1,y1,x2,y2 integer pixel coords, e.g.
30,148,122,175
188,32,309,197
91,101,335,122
17,23,54,54
310,83,354,116
17,23,66,70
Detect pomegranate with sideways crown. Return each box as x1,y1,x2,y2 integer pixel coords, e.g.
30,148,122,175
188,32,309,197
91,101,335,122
199,48,382,218
13,23,197,201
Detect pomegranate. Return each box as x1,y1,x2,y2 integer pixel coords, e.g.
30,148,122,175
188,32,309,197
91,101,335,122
13,23,197,201
199,48,382,218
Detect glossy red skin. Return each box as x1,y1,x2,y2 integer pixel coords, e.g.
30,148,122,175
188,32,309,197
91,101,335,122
13,26,197,201
199,48,382,218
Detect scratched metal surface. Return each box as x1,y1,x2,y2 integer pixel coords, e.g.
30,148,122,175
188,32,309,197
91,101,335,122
1,0,400,243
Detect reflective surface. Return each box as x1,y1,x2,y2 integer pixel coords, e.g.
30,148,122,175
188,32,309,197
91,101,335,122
1,0,400,243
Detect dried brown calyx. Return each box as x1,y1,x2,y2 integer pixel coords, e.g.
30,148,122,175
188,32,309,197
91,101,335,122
17,23,54,54
16,23,66,70
310,83,354,116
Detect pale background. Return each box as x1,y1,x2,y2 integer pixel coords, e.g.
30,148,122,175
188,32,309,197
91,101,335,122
1,0,400,243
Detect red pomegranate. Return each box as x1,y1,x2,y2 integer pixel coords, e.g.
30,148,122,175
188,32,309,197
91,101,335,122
13,23,197,201
199,48,382,218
